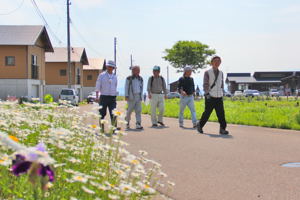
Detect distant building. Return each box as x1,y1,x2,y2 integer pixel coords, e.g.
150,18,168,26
226,71,300,94
82,58,104,98
281,72,300,95
169,81,179,92
0,25,53,100
45,47,89,100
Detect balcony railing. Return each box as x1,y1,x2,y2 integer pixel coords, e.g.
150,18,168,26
31,65,39,79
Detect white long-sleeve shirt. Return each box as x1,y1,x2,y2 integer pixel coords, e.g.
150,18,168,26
95,71,118,96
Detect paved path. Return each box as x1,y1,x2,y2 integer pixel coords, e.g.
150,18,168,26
81,102,300,200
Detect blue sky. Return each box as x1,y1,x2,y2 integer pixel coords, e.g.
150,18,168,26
1,0,300,94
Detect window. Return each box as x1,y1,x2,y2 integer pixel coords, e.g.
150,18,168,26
87,75,93,80
60,69,67,76
31,55,38,79
31,55,37,66
5,56,15,66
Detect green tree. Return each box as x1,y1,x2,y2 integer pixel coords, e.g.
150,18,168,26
163,40,216,72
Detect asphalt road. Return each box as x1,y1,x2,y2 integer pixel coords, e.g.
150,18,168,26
81,102,300,200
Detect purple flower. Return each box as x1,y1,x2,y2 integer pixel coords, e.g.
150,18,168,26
11,154,55,182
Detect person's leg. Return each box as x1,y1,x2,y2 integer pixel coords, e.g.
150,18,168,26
125,99,135,126
215,98,227,130
199,97,215,128
108,96,117,126
135,96,142,128
179,96,187,126
187,96,197,125
150,94,158,125
157,94,165,124
99,95,108,119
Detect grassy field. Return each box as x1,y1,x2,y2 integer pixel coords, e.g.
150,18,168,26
142,98,300,130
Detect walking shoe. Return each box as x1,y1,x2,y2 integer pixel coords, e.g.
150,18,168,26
136,123,144,130
152,124,158,127
158,122,165,126
219,128,229,135
179,123,184,128
126,123,130,130
197,122,204,134
193,123,197,129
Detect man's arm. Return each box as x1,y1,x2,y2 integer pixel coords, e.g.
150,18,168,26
162,77,168,95
95,74,102,99
222,72,225,94
192,78,195,94
203,71,210,94
147,77,152,98
125,77,129,100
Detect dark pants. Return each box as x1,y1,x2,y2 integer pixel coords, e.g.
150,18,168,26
99,95,117,125
199,97,227,129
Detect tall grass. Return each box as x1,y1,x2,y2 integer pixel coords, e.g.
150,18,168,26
142,98,300,130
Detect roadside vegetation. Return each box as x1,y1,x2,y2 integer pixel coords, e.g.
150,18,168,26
142,97,300,130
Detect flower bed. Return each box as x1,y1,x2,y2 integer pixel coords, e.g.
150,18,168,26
0,101,171,199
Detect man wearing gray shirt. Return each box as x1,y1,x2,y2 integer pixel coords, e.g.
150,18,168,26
125,66,143,130
147,66,168,127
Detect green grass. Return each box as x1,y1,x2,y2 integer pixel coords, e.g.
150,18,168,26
142,98,300,130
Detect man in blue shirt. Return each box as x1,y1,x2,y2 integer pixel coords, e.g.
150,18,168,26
96,60,118,130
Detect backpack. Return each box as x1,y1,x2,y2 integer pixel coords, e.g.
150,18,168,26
150,76,166,91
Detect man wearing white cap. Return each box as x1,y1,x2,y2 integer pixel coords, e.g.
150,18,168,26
178,66,197,128
96,60,118,130
125,65,143,130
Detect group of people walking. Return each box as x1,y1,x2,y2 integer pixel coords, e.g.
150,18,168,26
95,55,229,135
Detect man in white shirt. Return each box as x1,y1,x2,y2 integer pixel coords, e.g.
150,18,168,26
96,60,118,130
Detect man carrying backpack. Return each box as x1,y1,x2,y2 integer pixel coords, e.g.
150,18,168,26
147,66,168,127
197,56,229,135
125,66,144,130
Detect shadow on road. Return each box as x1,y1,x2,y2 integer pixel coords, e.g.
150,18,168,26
149,126,169,129
180,126,196,130
205,133,233,139
125,128,144,132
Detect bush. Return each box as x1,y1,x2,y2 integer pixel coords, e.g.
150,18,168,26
43,94,54,104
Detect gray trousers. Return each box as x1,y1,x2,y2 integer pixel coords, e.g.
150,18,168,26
125,94,142,125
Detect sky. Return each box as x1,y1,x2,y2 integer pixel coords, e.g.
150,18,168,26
1,0,300,94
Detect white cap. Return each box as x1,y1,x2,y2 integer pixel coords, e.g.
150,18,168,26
184,66,193,72
106,60,116,68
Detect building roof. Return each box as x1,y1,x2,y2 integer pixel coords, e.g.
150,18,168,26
0,25,53,52
45,47,89,65
226,76,258,83
83,58,104,70
227,73,251,77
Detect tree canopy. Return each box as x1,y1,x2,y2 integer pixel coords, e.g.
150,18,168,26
163,41,216,72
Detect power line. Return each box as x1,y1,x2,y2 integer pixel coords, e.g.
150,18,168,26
0,0,25,15
70,18,102,57
30,0,64,45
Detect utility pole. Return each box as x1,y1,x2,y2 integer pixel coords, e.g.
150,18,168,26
130,54,133,68
67,0,71,88
167,66,170,90
114,37,117,74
